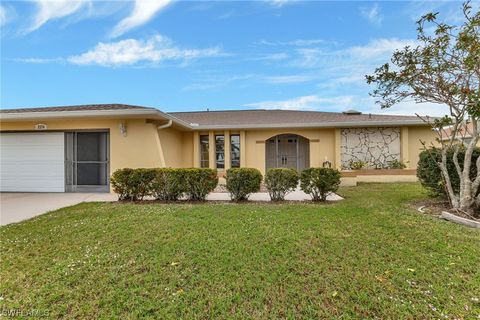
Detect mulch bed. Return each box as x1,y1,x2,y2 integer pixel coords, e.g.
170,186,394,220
409,198,480,221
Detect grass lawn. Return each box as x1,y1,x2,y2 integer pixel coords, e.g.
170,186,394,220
1,183,479,319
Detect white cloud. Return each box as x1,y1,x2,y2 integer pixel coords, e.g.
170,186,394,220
249,53,289,61
360,3,383,26
266,0,291,8
257,39,325,46
367,100,450,117
245,95,355,110
27,0,89,32
183,74,256,91
288,38,416,69
0,5,8,26
110,0,172,38
347,38,417,60
67,34,223,67
12,57,65,64
265,75,314,84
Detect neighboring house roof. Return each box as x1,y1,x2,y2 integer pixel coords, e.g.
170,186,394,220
0,104,429,130
440,122,477,141
169,109,426,129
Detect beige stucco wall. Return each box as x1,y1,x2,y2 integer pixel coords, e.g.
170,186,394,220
157,127,184,168
0,119,170,174
1,119,437,187
243,129,336,175
181,132,194,167
407,126,437,169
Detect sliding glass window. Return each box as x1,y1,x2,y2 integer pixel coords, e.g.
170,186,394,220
200,135,209,168
230,134,240,168
215,135,225,169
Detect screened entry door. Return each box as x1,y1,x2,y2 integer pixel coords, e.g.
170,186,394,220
277,136,298,169
65,132,109,192
266,134,310,171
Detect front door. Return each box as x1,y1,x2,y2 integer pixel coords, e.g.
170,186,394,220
65,131,109,192
277,135,298,169
265,134,310,171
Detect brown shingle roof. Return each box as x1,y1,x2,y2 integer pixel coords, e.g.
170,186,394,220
0,104,154,113
168,109,421,126
1,105,427,128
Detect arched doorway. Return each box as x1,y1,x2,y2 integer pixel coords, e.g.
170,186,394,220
265,134,310,171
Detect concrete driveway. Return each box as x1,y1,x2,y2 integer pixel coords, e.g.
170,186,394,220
0,193,116,226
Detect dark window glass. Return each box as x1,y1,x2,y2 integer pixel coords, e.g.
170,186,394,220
77,163,108,185
76,132,108,161
200,135,209,168
215,135,225,169
230,134,240,168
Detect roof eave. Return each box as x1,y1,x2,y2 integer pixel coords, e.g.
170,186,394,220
0,109,193,130
191,120,429,130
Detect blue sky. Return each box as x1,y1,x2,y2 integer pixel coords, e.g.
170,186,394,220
0,1,474,116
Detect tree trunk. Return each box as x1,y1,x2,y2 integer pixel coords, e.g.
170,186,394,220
458,118,480,214
440,147,459,208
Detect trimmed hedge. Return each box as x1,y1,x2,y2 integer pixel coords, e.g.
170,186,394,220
111,168,135,200
265,168,299,201
183,168,218,201
417,146,480,197
111,168,218,201
151,168,186,201
111,168,156,201
225,168,262,202
300,168,341,202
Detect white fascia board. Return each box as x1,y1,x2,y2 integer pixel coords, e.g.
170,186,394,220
0,109,193,129
191,119,429,130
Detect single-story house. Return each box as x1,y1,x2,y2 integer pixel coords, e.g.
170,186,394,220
0,104,437,192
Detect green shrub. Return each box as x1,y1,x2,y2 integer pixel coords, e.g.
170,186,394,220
225,168,262,202
264,168,299,201
417,146,480,197
349,160,366,170
387,159,407,169
151,168,186,201
183,168,218,201
300,168,341,202
110,168,156,201
111,168,134,200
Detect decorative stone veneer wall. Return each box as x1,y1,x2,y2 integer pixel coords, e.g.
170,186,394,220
341,127,401,169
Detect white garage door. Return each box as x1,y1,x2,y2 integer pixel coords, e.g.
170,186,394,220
0,132,65,192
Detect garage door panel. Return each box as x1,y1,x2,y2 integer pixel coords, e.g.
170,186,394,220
1,163,64,177
0,148,64,161
1,180,65,192
0,133,65,192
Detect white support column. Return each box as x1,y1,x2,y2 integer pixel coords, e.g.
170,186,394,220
193,131,200,168
240,130,246,167
334,128,342,170
224,131,231,171
209,131,215,169
401,127,410,168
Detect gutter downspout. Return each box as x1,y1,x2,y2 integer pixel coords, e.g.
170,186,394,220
157,120,172,130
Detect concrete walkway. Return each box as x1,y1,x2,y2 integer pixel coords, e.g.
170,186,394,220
0,193,116,226
1,188,342,226
207,188,343,201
